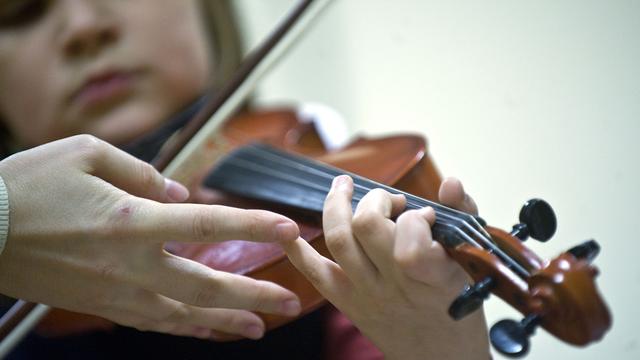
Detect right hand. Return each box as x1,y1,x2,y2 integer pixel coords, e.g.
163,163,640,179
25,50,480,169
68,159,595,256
0,135,301,340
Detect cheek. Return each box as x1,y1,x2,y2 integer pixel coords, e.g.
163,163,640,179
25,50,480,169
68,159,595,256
0,38,64,146
84,2,211,145
126,2,211,108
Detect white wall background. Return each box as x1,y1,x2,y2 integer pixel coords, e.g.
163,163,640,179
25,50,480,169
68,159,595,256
234,1,640,359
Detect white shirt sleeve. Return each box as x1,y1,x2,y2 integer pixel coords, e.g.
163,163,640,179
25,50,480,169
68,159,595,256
0,175,9,255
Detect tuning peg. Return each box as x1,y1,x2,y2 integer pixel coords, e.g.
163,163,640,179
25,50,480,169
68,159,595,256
448,277,494,320
567,239,600,263
490,314,541,358
510,199,557,242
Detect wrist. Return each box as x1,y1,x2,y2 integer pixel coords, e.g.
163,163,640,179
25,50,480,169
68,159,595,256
379,309,490,360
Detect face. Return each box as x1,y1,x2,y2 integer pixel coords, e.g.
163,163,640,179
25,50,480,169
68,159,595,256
0,0,212,147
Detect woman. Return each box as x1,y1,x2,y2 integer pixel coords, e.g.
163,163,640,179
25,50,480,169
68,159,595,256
0,0,490,358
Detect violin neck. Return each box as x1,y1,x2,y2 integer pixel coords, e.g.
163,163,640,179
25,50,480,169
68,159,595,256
204,143,530,278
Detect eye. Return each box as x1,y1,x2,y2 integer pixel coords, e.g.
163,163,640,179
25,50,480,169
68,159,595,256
0,0,52,29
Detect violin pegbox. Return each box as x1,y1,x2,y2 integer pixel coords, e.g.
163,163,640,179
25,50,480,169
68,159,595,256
443,199,611,358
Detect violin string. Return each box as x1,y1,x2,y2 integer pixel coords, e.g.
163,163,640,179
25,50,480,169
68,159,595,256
239,144,497,246
215,154,463,240
241,144,470,221
237,145,498,249
229,146,460,227
216,143,530,278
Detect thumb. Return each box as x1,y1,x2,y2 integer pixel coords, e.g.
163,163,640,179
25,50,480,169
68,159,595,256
89,139,189,203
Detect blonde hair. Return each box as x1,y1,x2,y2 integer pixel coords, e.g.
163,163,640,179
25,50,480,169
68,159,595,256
198,0,245,89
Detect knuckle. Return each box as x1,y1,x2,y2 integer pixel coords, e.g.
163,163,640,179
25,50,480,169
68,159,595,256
242,211,264,241
73,133,103,149
91,285,126,312
324,189,340,203
301,265,324,287
248,282,270,311
324,224,352,254
322,199,340,216
393,246,423,272
368,188,388,198
397,209,421,225
363,188,390,204
162,305,189,323
95,261,121,282
352,209,381,236
191,282,222,307
73,134,106,165
136,161,161,192
397,209,431,233
96,196,142,239
209,312,236,333
153,322,178,334
133,319,155,332
191,209,219,241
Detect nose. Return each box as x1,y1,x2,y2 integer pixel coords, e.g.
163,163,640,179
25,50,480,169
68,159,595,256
58,0,119,59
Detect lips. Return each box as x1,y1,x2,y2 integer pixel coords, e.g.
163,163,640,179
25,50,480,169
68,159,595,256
71,69,136,111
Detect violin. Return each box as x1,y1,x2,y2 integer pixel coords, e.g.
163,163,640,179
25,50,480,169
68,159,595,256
0,0,611,357
177,108,611,357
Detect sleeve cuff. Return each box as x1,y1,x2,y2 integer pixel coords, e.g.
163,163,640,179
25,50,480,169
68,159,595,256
0,175,9,255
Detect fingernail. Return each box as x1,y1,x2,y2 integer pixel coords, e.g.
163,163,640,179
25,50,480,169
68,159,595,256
275,221,299,241
243,324,264,339
165,178,189,202
331,175,350,191
280,299,301,316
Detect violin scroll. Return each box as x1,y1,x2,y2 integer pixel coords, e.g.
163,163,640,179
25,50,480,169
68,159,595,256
443,200,610,357
487,244,610,357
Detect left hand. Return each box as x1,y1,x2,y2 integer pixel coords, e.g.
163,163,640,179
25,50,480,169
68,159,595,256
281,175,491,360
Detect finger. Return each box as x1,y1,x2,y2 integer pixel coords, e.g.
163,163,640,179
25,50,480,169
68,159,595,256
136,253,301,317
438,177,478,215
119,290,267,340
393,207,462,288
351,188,404,276
323,175,378,286
281,237,353,311
129,203,300,243
85,136,189,203
389,191,408,217
99,309,210,339
102,300,264,339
